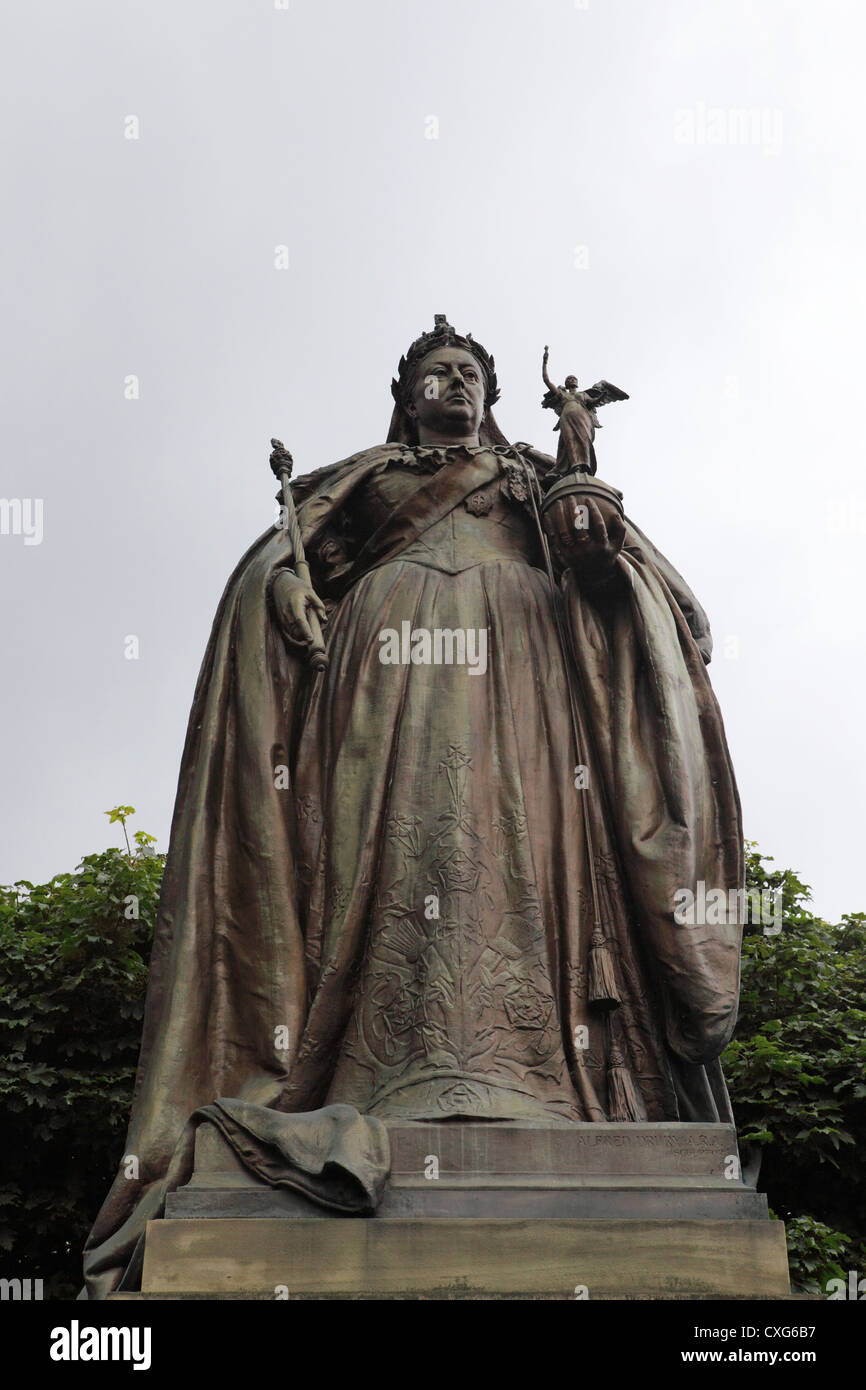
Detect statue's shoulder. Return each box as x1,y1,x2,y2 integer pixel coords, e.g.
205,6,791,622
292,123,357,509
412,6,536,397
292,444,397,504
510,442,558,477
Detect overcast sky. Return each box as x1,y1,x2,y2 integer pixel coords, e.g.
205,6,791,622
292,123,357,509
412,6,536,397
2,0,864,924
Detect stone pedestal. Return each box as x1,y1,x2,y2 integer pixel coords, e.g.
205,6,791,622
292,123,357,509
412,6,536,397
137,1120,790,1298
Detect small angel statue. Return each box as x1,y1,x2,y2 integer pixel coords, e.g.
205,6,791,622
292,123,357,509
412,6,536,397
541,345,629,475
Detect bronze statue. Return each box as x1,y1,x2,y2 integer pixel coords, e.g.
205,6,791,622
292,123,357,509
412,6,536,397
541,344,629,475
83,316,743,1297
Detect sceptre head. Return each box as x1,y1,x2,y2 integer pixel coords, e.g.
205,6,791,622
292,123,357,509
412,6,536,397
269,437,294,481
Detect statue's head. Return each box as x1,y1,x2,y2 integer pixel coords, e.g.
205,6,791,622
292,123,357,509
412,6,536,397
387,315,509,446
564,375,579,390
407,344,486,439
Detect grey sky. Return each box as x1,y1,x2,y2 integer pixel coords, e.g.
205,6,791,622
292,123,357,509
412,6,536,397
2,0,864,923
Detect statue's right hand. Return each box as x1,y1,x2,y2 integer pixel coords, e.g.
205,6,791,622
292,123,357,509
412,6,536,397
271,570,329,649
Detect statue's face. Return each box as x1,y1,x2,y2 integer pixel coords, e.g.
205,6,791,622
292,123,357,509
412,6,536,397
409,346,486,437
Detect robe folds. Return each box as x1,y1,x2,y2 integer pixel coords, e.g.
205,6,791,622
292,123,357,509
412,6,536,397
82,442,743,1298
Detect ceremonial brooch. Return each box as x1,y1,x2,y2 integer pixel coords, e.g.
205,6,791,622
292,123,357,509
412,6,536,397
465,488,495,516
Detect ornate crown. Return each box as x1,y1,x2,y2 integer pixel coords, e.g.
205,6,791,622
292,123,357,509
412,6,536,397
391,314,500,409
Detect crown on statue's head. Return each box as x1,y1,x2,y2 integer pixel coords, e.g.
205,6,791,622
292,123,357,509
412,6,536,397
391,313,500,408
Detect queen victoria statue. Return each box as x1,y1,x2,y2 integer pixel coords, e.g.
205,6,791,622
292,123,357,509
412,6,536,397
83,316,744,1297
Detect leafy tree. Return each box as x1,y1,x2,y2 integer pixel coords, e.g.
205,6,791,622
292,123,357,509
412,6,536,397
0,809,161,1299
723,843,866,1292
780,1215,850,1297
0,818,863,1298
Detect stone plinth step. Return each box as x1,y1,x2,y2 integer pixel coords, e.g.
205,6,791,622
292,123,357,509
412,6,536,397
167,1177,767,1222
189,1119,745,1185
141,1217,790,1299
173,1119,765,1223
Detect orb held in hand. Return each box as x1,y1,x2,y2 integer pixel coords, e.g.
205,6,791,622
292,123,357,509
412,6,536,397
541,469,625,571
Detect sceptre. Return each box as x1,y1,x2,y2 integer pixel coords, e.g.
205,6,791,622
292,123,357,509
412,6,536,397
269,437,329,672
522,350,631,1023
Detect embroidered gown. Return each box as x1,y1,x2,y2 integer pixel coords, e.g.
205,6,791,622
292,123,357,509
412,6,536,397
275,441,740,1125
290,445,594,1121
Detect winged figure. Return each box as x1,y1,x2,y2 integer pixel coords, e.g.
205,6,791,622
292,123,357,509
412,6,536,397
541,345,629,474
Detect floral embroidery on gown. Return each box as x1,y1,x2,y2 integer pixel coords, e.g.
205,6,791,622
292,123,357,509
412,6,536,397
288,448,617,1121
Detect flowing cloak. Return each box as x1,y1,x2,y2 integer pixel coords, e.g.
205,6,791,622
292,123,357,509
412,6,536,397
82,442,743,1298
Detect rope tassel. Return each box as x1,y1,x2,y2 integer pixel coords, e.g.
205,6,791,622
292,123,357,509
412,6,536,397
587,925,621,1010
606,1042,642,1123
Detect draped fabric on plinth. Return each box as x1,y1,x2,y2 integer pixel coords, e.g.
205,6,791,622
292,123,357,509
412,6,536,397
82,443,743,1298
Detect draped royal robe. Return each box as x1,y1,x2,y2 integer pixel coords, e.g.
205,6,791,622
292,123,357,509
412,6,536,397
82,438,743,1298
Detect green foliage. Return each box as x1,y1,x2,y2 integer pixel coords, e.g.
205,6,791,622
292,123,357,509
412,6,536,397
1,815,863,1299
0,809,162,1299
724,843,866,1291
779,1215,850,1296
